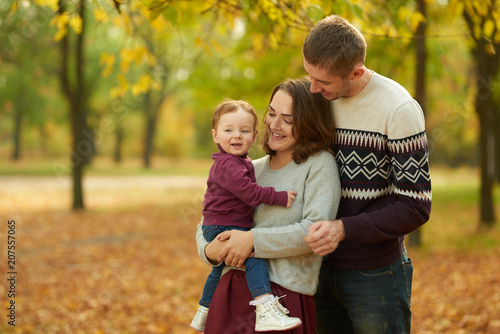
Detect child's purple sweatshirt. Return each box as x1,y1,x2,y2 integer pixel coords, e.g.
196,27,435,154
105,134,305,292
202,145,288,228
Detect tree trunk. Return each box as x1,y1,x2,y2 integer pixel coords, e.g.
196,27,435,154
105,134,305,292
143,92,156,169
463,9,499,228
70,101,86,209
495,109,500,183
476,68,496,226
114,122,123,163
408,0,427,248
59,0,87,210
10,108,22,161
474,44,498,227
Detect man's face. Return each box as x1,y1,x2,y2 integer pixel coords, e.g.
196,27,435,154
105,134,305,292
303,59,353,101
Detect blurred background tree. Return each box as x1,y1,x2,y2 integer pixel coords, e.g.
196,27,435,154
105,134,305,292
452,0,500,227
0,0,497,227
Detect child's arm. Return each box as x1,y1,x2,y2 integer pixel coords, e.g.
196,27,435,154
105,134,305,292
214,158,291,208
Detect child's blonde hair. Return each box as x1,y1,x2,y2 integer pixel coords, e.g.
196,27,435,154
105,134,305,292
212,99,259,134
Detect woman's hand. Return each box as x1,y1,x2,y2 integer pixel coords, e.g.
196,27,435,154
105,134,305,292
204,236,228,264
216,230,254,268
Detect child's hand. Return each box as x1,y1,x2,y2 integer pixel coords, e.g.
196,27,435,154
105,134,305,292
286,191,297,208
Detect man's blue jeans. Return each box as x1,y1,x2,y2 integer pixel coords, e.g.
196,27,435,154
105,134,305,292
199,225,272,308
315,250,413,334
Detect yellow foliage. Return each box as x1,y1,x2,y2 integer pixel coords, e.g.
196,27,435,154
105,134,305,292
34,0,58,11
151,13,171,31
49,12,82,41
93,7,109,23
253,33,265,53
269,32,279,49
471,1,487,17
113,15,123,28
53,27,68,42
158,97,196,157
211,38,224,54
120,13,132,36
409,11,425,32
145,50,157,68
260,0,279,21
131,74,160,96
69,14,83,34
9,1,18,12
99,53,116,78
194,37,203,47
194,37,212,56
483,19,495,38
119,46,156,73
120,48,136,73
110,74,129,98
50,14,69,41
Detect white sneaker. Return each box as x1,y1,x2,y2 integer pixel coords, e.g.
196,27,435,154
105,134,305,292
190,305,209,332
254,296,302,332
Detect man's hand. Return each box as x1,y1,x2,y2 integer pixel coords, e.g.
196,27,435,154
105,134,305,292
216,230,254,268
304,220,345,256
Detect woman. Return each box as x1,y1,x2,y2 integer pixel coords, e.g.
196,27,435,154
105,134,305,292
196,77,341,333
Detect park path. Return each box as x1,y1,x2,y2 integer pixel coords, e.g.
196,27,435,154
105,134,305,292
0,175,207,191
0,175,207,214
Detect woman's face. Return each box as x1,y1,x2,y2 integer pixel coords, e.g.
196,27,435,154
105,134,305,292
265,89,296,156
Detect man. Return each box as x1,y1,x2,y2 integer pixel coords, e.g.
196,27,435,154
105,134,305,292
303,15,432,334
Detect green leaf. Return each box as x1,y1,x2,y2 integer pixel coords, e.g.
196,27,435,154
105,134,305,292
163,6,179,25
350,4,364,21
240,0,254,15
306,4,324,23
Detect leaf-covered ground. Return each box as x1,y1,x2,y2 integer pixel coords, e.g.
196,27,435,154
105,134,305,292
1,175,499,333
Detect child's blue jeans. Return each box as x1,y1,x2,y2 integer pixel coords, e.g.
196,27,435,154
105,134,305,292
199,224,272,307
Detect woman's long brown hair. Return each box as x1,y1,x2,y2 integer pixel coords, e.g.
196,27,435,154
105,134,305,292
260,77,336,164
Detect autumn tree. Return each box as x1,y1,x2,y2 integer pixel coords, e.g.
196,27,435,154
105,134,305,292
31,0,470,217
53,0,91,209
0,2,55,161
452,0,499,227
102,0,321,167
410,0,428,247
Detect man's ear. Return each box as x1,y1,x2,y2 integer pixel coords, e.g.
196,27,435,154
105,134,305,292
350,66,365,82
212,129,219,143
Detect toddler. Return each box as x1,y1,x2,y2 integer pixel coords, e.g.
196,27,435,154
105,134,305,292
190,99,301,332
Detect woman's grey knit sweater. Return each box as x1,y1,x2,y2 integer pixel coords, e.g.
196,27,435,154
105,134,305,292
196,150,340,295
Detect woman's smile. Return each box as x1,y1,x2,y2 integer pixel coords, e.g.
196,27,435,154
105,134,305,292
271,132,286,140
265,89,296,156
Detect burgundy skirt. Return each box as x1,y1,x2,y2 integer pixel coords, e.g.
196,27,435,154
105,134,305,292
204,269,316,334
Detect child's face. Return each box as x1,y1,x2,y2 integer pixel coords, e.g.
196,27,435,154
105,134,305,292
212,108,257,156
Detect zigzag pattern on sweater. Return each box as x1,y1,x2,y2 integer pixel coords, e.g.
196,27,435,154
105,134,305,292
387,132,428,154
342,185,432,201
336,129,387,150
334,129,431,201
